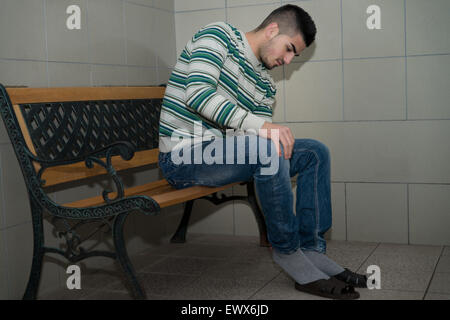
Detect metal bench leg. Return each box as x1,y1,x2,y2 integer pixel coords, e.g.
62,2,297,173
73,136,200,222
23,198,45,300
170,200,194,243
246,182,270,247
113,212,146,300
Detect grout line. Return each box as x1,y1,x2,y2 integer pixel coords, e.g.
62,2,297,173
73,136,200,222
344,182,348,241
407,184,410,245
43,0,50,87
227,1,280,10
175,7,226,14
357,243,380,272
340,0,345,121
2,52,449,65
86,0,93,86
124,0,174,13
246,270,282,300
122,0,129,86
422,246,445,300
404,0,408,120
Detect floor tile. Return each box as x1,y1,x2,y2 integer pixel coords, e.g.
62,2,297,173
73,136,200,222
141,256,225,276
436,256,450,273
358,288,424,300
167,243,238,259
82,290,134,300
202,259,281,282
427,272,450,294
39,287,98,300
360,252,439,273
442,247,450,256
374,243,443,257
326,240,379,253
326,249,372,271
35,235,446,300
107,272,199,297
250,279,328,300
355,268,432,292
424,293,450,300
167,277,267,300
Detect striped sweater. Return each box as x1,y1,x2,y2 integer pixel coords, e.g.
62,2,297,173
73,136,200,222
159,21,276,152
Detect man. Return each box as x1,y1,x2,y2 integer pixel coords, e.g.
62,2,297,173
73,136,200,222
158,4,366,299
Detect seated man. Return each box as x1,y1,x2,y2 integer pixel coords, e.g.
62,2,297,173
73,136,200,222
158,4,366,299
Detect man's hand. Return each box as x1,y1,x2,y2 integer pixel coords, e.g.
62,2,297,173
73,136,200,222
258,122,295,159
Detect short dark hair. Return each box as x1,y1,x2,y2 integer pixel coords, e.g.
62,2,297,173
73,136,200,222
255,4,317,47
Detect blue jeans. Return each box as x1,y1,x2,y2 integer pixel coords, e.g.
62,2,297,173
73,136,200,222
158,136,332,254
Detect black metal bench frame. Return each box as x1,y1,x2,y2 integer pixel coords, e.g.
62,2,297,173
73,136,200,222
0,84,269,300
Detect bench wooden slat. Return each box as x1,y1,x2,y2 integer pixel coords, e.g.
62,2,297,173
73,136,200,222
41,148,160,187
7,86,165,104
63,180,242,209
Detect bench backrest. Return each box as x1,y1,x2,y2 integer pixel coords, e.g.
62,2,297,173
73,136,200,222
0,85,165,188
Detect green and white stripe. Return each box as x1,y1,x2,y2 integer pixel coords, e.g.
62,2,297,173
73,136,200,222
159,22,276,152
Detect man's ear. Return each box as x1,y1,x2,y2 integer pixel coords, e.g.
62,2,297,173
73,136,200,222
264,22,279,40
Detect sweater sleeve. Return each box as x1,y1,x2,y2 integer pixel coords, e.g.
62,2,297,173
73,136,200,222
184,25,266,132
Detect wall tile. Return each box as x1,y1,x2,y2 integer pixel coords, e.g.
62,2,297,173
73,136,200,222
126,0,153,6
227,3,280,33
91,65,128,86
175,9,226,56
153,8,177,69
409,184,450,246
285,60,343,121
88,0,126,65
0,150,4,229
46,0,89,63
0,231,8,299
406,0,450,55
127,66,158,86
344,57,406,121
228,0,279,7
288,120,450,183
0,0,47,60
407,55,450,120
0,143,31,228
188,189,235,235
175,0,225,12
268,66,285,123
125,2,157,67
158,67,174,85
330,183,346,241
35,217,65,298
342,0,405,58
153,0,174,12
0,60,48,88
47,62,91,87
233,184,259,237
346,183,408,243
285,0,342,62
4,223,33,299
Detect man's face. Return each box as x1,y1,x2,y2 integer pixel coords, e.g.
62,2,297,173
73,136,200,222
259,32,306,70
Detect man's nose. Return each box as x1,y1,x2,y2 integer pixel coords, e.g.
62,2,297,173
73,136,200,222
284,53,295,65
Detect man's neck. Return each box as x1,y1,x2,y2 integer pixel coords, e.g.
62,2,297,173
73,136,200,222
245,31,262,62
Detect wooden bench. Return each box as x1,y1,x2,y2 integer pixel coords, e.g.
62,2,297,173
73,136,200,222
0,84,269,300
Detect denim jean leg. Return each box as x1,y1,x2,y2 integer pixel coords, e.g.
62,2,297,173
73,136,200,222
159,136,301,254
254,141,300,254
289,139,332,254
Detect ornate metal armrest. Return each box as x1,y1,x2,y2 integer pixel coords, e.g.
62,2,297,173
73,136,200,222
27,141,135,203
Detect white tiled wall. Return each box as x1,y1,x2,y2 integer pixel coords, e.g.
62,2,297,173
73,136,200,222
0,0,177,299
1,0,449,300
173,0,450,247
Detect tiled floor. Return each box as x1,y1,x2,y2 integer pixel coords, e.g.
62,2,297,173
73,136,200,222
39,234,450,300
